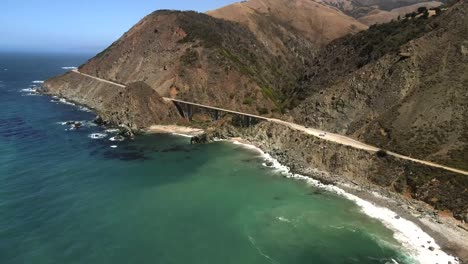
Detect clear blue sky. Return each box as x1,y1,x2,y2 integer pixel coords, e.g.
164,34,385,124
0,0,238,54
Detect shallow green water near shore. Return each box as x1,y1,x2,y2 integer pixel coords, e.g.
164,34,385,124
0,53,415,263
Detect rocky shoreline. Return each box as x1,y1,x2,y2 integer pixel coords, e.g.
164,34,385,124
202,122,468,263
36,85,468,262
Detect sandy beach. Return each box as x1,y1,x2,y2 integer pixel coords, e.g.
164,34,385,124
145,125,205,137
229,137,466,264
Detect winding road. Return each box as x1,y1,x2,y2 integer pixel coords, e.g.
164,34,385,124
70,70,468,176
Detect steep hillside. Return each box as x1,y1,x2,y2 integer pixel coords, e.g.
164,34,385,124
45,1,367,127
316,0,443,24
357,1,443,25
45,10,317,124
207,0,367,47
292,2,468,171
43,74,180,130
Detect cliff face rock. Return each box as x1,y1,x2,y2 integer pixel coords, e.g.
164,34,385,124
293,2,468,171
212,122,468,219
43,74,179,131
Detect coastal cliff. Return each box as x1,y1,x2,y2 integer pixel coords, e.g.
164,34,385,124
208,121,468,260
42,0,468,260
44,73,179,130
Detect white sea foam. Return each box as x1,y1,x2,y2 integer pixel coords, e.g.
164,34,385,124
32,80,44,84
105,129,120,133
20,88,37,93
59,98,75,106
50,97,91,112
62,66,77,70
88,133,107,139
172,132,193,138
277,216,292,223
231,140,459,264
110,145,118,148
78,106,91,112
109,136,125,142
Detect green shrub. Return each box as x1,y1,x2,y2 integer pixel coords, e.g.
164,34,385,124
257,107,269,115
180,49,199,66
242,98,253,105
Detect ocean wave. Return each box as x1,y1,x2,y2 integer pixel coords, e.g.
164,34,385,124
88,133,107,139
109,136,125,142
50,96,93,113
58,120,95,129
276,216,292,223
32,80,44,84
231,140,459,264
58,98,75,106
20,88,37,93
171,133,193,138
78,106,92,112
105,128,120,133
62,66,77,70
110,145,118,148
20,87,39,96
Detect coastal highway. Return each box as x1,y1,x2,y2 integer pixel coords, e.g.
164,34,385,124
70,70,468,176
71,69,126,88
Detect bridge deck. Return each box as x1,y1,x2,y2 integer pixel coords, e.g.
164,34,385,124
163,98,269,121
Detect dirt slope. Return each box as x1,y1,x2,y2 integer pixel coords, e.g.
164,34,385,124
316,0,444,24
46,10,311,120
292,2,468,172
207,0,367,47
358,1,443,25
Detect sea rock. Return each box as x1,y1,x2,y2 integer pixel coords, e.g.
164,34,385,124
190,133,209,144
93,116,108,126
72,122,82,129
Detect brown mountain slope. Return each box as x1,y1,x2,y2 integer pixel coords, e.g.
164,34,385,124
44,10,315,128
316,0,443,24
207,0,367,47
357,1,443,25
44,1,367,129
292,1,468,172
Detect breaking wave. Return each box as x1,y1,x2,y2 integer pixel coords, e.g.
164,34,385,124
231,140,459,264
89,133,108,139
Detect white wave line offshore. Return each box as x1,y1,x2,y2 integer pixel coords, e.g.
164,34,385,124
248,235,280,264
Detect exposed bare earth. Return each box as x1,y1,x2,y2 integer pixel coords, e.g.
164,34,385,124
207,0,367,46
357,1,443,25
315,0,444,25
145,125,204,137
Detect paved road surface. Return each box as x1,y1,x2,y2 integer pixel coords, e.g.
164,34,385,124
71,69,126,88
71,70,468,176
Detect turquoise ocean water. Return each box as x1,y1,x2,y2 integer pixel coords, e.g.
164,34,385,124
0,53,416,263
